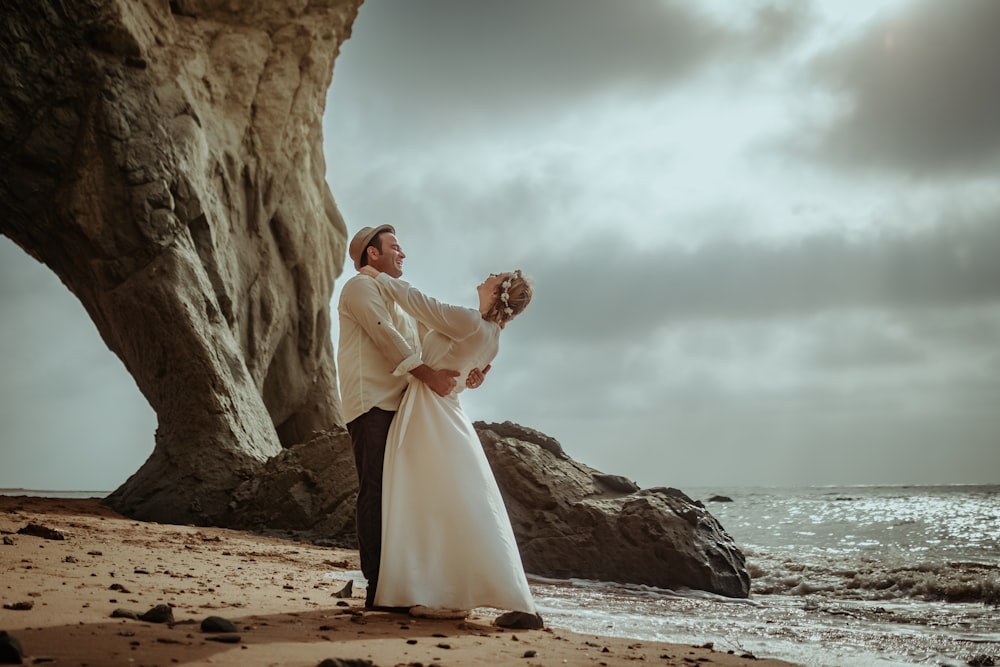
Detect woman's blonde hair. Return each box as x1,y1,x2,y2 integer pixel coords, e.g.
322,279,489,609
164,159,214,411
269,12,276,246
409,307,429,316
483,270,533,326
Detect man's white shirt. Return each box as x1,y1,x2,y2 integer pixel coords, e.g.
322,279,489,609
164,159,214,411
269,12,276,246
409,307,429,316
337,273,422,424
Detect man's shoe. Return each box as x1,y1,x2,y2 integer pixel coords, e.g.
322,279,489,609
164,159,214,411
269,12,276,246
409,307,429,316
493,610,544,630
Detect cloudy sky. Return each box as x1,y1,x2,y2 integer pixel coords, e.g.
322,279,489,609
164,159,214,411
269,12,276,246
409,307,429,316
3,0,999,492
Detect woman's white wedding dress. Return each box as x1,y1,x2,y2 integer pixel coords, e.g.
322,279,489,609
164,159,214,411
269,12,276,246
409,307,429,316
371,273,536,614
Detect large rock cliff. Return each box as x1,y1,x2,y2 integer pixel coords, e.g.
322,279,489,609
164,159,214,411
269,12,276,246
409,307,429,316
1,0,359,523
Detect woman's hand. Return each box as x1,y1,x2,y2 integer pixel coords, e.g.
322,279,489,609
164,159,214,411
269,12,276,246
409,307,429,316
359,265,379,278
466,364,491,390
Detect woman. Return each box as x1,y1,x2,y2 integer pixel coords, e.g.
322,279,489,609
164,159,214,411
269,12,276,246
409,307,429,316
358,265,539,626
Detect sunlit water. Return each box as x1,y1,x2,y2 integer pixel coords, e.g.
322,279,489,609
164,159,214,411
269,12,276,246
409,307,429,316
526,485,1000,667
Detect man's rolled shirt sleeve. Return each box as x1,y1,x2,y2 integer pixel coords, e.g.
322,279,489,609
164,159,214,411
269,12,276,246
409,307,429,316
392,351,422,377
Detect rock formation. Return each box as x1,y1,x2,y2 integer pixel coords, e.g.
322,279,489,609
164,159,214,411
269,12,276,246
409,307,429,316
1,0,360,523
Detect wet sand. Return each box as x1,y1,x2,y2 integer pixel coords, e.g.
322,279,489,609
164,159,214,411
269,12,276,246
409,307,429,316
0,495,799,666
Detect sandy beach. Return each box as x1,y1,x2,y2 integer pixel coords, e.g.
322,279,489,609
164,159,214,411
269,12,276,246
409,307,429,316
0,495,799,666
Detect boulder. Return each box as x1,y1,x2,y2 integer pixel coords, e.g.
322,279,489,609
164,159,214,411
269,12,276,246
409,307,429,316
225,429,358,546
476,421,751,598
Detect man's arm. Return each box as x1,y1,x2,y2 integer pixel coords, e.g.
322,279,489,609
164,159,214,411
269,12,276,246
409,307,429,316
410,364,460,397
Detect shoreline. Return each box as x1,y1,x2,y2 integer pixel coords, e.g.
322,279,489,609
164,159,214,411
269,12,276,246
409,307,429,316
0,495,800,666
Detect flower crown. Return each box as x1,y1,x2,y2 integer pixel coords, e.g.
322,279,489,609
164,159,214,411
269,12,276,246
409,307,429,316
499,269,522,319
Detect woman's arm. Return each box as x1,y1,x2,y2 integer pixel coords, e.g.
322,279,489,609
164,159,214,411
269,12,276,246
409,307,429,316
371,271,481,341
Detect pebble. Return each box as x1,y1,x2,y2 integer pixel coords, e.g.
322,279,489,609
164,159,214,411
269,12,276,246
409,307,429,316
138,604,174,623
0,631,25,664
201,616,238,633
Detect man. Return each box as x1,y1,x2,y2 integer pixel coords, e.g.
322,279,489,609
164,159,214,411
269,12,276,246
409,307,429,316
337,224,460,609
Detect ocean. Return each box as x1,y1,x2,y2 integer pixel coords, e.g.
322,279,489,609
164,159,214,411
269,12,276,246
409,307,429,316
522,485,1000,667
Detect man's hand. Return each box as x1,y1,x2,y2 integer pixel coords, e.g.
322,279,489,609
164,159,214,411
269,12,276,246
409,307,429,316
410,364,460,397
466,364,491,390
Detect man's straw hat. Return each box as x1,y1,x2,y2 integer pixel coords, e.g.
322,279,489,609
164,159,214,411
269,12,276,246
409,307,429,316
348,224,395,271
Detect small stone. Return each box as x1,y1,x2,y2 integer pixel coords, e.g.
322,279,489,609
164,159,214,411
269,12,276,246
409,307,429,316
16,523,65,540
205,635,240,644
0,631,25,663
493,611,544,630
523,650,537,658
111,608,140,619
2,601,33,611
139,604,174,623
201,616,238,633
332,580,353,598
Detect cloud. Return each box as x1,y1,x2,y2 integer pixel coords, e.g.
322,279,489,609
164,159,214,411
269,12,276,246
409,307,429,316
320,0,1000,488
364,0,729,92
512,213,1000,349
804,0,1000,174
328,0,740,142
466,301,1000,487
745,3,812,54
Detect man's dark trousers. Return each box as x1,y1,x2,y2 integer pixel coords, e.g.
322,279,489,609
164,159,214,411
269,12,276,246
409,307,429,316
347,407,395,608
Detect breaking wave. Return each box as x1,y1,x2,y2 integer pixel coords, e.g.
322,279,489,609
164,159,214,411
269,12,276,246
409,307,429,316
750,552,1000,605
